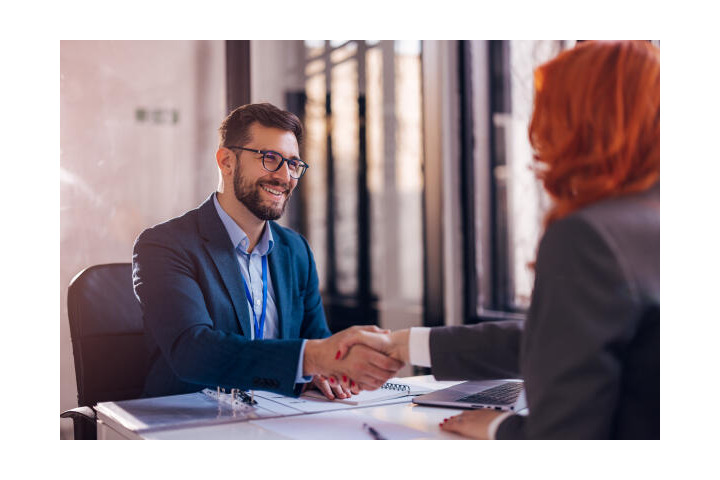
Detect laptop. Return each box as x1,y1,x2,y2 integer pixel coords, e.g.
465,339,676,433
412,379,527,412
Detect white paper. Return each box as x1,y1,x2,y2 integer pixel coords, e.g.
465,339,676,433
250,411,427,440
299,377,434,406
302,388,405,405
245,391,309,416
255,390,414,412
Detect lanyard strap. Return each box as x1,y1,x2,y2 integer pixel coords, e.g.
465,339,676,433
241,255,268,340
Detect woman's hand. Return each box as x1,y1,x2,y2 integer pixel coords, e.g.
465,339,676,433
307,375,353,400
439,409,507,439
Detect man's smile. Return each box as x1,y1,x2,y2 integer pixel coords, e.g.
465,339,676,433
259,183,290,198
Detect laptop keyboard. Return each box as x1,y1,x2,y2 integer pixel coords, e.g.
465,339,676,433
457,382,524,405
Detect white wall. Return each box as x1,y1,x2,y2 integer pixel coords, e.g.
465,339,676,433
251,40,305,105
59,40,225,438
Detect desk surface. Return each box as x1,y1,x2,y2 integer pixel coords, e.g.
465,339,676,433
96,376,469,440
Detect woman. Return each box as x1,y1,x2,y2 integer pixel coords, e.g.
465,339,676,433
439,40,660,439
337,40,659,439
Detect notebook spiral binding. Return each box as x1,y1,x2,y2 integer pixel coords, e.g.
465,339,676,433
381,382,411,393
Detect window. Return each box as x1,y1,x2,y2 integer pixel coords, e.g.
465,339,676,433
301,41,425,332
464,40,570,321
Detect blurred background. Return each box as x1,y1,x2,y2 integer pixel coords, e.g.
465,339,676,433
61,40,655,439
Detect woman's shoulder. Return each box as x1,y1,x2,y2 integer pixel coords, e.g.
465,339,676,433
544,184,659,250
539,184,659,304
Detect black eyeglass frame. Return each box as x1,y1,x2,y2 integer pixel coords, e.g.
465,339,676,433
227,146,310,179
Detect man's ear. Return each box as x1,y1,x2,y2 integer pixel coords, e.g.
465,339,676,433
216,147,235,175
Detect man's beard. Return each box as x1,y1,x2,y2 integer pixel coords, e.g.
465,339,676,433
233,163,293,221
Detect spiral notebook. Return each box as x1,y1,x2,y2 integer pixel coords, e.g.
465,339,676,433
302,378,432,405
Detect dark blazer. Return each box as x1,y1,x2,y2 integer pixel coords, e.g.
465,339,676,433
132,194,331,398
430,184,659,439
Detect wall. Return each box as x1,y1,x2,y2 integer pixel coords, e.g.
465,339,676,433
251,40,305,106
59,40,225,438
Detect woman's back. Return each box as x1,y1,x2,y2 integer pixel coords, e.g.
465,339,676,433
515,183,659,439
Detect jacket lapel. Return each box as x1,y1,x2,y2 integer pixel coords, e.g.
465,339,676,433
268,222,294,340
197,195,252,338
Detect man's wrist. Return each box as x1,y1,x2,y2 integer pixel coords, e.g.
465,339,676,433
303,339,321,376
389,329,410,363
296,340,313,383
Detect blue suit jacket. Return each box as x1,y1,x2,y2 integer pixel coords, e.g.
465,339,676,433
132,195,331,398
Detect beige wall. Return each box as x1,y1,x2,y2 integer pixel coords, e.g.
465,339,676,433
59,40,225,438
251,40,305,106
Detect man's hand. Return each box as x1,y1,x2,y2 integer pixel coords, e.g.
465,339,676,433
334,327,411,363
387,329,410,362
303,326,404,390
336,344,403,390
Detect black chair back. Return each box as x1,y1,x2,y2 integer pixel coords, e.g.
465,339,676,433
67,263,147,410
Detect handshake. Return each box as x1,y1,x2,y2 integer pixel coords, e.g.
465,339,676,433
302,326,410,400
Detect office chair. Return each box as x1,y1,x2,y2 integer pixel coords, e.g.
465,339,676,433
60,263,147,440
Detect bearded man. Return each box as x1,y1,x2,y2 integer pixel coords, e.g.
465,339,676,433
132,103,401,399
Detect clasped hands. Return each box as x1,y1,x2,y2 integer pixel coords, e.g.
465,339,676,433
302,326,410,400
302,326,503,439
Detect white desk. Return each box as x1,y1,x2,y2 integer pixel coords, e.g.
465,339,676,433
95,376,468,440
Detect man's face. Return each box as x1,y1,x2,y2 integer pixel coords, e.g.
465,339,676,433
232,123,299,221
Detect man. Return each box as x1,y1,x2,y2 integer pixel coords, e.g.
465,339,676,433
133,103,401,400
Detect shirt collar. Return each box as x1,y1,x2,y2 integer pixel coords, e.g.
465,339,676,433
213,192,274,256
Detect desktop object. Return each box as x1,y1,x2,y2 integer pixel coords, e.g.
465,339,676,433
413,380,526,412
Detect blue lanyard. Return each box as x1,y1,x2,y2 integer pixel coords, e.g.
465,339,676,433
241,255,268,340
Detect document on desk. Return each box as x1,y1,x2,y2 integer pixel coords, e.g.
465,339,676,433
253,391,355,413
249,410,427,440
97,380,433,434
254,390,417,413
96,391,303,433
301,379,433,405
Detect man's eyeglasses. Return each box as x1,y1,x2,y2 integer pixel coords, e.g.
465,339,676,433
227,146,309,179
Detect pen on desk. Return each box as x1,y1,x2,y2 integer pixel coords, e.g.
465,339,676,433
363,422,387,440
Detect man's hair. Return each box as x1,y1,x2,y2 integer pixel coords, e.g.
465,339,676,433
218,103,303,148
529,40,660,227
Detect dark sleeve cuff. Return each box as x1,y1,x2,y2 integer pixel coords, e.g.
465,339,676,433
495,413,527,439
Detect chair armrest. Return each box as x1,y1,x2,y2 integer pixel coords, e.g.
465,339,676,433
61,406,95,421
61,406,97,440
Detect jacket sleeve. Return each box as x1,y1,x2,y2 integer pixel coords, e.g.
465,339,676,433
429,321,523,380
133,227,304,396
497,216,640,439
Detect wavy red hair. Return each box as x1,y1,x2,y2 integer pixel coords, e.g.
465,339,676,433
529,41,660,227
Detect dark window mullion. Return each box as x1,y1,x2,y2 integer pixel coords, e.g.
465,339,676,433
356,41,372,316
225,41,251,113
488,40,512,312
357,92,371,309
458,40,477,325
325,88,337,297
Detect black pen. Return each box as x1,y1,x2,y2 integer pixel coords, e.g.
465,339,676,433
362,422,387,440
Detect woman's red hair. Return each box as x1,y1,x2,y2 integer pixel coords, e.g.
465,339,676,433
529,41,660,227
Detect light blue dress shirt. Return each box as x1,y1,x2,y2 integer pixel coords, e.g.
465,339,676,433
213,193,310,384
